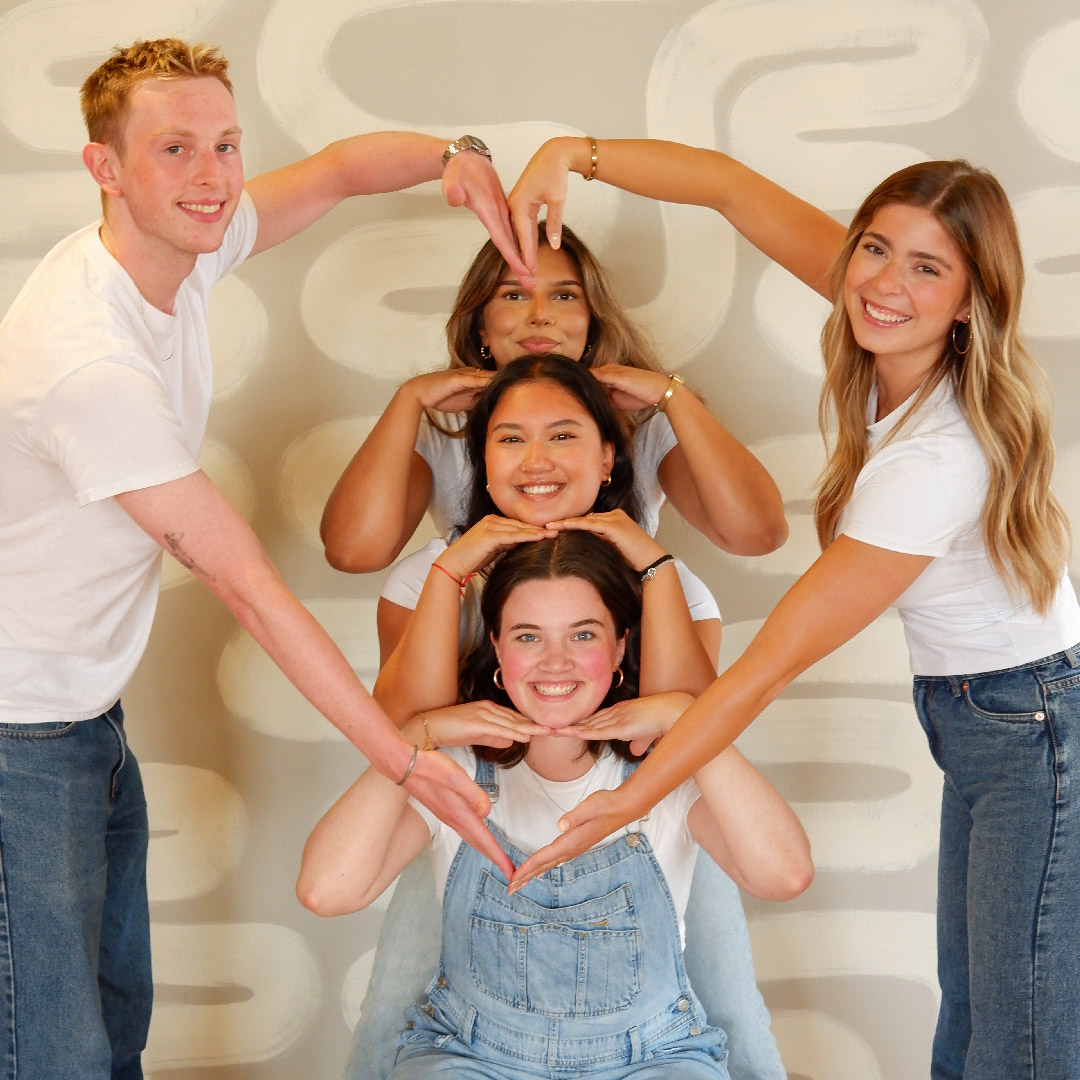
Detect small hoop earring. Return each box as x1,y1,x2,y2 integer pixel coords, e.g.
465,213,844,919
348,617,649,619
952,318,970,356
613,668,624,689
479,344,492,361
600,475,612,487
493,667,504,690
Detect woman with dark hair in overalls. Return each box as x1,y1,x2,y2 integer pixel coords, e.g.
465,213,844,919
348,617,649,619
298,530,812,1079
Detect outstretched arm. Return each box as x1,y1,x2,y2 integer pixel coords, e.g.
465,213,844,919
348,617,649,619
509,535,931,889
567,693,812,899
116,469,514,879
245,131,530,281
509,137,844,298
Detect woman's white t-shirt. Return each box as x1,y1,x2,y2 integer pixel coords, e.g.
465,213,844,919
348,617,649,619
838,380,1080,675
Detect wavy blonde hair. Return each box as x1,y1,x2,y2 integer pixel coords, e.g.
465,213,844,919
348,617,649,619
816,159,1069,613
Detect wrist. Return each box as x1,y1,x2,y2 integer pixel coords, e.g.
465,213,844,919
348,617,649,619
638,553,675,581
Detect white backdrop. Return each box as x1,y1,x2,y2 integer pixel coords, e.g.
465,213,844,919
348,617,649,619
1,1,1078,1078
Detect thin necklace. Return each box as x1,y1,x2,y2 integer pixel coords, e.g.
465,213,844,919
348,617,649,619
525,757,600,817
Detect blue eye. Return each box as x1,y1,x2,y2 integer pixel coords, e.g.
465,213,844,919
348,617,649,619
572,630,595,641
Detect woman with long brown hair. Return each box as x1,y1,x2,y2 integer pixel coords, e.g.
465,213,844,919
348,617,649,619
507,139,1080,1080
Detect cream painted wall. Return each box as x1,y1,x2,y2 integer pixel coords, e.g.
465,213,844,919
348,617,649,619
1,1,1078,1078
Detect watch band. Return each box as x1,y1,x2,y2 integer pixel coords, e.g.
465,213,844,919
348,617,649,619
442,135,492,168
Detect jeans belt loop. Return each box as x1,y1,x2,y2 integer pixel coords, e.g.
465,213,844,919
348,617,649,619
946,675,963,698
1064,644,1079,669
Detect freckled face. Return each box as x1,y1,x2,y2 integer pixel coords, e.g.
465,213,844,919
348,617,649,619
106,77,243,266
484,381,614,525
494,576,625,728
843,202,971,378
479,246,592,367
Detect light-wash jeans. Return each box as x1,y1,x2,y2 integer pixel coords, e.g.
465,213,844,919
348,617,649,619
0,702,151,1079
914,644,1080,1080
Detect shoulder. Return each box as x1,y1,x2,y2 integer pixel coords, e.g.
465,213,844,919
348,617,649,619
380,537,449,608
633,412,677,466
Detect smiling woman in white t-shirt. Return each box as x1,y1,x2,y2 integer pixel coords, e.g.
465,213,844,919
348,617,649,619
506,141,1080,1080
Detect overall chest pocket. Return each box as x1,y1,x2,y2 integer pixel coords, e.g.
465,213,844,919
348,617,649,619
468,871,642,1017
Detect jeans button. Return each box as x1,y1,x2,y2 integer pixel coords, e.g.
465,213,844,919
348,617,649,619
424,1004,435,1017
689,1025,702,1036
437,976,448,988
1034,711,1046,720
626,833,640,848
677,997,690,1011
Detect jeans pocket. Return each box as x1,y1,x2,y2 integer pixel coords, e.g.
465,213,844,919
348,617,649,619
961,670,1045,725
0,720,78,739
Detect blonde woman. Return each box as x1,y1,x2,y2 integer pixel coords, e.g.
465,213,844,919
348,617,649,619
507,140,1080,1080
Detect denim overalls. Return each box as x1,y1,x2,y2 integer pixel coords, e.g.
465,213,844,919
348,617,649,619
390,758,729,1080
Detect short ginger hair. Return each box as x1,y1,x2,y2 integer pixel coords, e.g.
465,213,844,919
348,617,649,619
80,38,232,157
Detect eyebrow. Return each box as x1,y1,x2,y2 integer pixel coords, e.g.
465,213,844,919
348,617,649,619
864,230,955,271
489,418,584,433
150,126,242,139
506,618,605,632
497,275,582,287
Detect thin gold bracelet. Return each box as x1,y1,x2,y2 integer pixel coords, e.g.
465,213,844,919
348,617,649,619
583,136,598,181
419,712,436,752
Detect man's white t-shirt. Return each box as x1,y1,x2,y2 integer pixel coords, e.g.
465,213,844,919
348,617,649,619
839,380,1080,675
410,746,702,945
0,195,259,722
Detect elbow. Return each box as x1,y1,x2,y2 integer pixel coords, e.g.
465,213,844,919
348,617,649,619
323,539,390,575
295,874,360,918
761,841,815,902
774,855,814,902
727,513,789,557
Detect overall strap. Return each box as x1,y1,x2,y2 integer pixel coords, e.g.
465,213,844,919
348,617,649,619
473,755,499,803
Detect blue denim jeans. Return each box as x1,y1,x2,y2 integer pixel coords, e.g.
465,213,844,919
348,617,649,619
0,702,151,1079
913,645,1080,1080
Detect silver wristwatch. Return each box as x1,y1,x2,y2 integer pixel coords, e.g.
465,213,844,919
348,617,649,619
442,135,491,168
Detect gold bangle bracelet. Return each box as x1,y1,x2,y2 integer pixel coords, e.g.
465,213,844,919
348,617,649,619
583,136,598,181
656,373,684,413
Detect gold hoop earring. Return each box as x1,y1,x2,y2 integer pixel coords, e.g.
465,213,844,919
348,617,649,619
600,475,612,487
613,668,624,689
479,344,492,361
493,667,504,690
951,319,970,356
